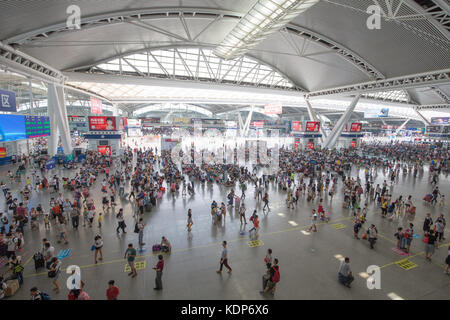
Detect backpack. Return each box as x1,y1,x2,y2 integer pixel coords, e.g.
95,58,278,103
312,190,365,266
134,223,139,233
14,237,21,247
41,292,51,300
271,266,280,283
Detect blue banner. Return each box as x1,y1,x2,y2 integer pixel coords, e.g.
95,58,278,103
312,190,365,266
0,89,17,112
46,158,56,170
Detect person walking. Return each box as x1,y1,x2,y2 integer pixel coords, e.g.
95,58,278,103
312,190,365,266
106,280,119,300
153,254,164,290
260,258,279,295
262,192,270,212
116,208,126,234
93,235,103,264
216,241,232,274
424,229,438,261
187,209,193,232
338,257,354,288
70,204,80,230
423,213,433,235
306,209,318,232
239,203,247,224
264,248,273,268
124,243,137,278
248,215,259,238
353,218,362,239
367,224,378,249
47,257,62,293
136,218,145,246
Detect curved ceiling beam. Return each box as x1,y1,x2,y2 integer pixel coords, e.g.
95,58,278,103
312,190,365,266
133,103,213,117
4,7,385,82
68,45,303,91
281,25,385,80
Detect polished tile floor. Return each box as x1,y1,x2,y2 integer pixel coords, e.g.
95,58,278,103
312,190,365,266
1,159,449,300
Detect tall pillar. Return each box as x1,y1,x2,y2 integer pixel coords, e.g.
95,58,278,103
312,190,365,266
305,98,327,142
395,118,411,135
413,107,431,126
322,95,360,149
48,83,73,155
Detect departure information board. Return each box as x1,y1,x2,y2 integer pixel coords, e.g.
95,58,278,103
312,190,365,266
25,115,51,138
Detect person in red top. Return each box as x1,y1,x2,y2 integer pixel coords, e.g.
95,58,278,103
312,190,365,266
153,255,164,290
106,280,119,300
249,215,260,238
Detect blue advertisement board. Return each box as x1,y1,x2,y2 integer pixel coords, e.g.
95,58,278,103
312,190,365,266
431,117,450,125
46,158,56,170
0,89,17,112
0,114,26,142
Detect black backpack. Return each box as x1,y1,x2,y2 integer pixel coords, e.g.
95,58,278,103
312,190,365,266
134,223,139,233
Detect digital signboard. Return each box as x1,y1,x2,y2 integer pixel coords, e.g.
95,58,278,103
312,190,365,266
25,116,51,138
88,116,117,131
350,123,362,132
0,114,26,142
305,121,320,132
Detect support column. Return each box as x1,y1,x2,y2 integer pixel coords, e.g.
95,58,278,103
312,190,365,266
413,107,431,126
242,105,254,137
237,111,244,137
305,98,327,142
395,118,411,135
48,83,73,155
47,90,59,156
322,95,360,149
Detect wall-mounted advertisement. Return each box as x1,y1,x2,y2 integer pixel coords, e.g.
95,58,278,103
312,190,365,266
426,126,441,133
264,103,282,115
119,117,127,131
350,123,362,132
90,97,102,114
127,119,141,128
88,116,117,131
305,121,320,132
291,121,302,132
142,118,160,127
127,127,141,137
431,117,450,125
173,117,191,124
225,121,238,129
364,108,389,118
251,121,264,128
0,114,26,142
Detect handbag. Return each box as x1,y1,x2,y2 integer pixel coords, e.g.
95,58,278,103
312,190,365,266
91,245,96,251
48,270,56,278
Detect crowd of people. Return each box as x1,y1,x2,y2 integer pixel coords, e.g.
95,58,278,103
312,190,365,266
0,139,448,299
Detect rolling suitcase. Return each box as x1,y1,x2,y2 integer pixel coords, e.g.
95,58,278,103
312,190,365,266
33,252,45,271
145,203,152,212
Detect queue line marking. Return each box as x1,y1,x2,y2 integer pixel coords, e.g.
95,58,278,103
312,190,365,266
23,216,353,279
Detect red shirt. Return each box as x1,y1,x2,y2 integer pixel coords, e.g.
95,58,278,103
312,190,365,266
106,286,119,300
156,260,164,272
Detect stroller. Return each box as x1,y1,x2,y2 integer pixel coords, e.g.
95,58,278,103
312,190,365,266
423,194,433,204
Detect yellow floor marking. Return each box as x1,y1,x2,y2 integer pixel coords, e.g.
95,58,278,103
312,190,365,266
396,259,417,270
23,216,353,279
247,240,264,248
124,260,146,272
331,223,346,230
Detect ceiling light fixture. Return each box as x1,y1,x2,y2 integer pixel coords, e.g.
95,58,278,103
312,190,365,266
213,0,320,60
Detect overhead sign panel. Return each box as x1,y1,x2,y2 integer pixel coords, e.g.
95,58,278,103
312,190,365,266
90,97,102,114
88,116,117,131
431,117,450,125
264,103,282,115
0,89,17,112
364,108,389,118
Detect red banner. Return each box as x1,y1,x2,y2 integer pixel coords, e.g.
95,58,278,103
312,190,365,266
251,121,264,128
88,116,117,131
97,145,111,156
90,97,102,114
307,142,314,149
350,123,362,132
0,147,6,158
305,121,320,132
292,121,302,132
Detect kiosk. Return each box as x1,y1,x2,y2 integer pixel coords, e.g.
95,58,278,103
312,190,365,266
336,122,364,148
291,121,321,149
84,116,124,157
